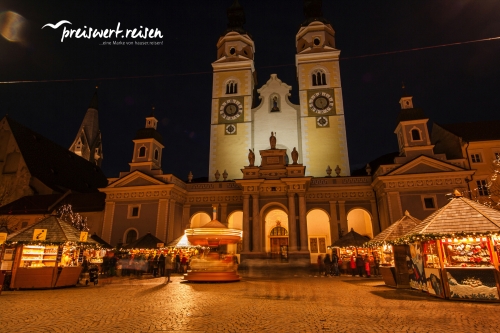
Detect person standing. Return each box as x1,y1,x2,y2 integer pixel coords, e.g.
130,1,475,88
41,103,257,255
181,255,188,273
331,252,340,276
317,254,323,275
323,254,332,276
165,252,174,283
158,252,166,277
356,253,364,277
373,254,381,276
175,252,181,273
364,255,371,278
350,254,356,277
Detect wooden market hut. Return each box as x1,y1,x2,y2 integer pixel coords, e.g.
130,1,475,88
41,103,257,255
122,232,165,251
4,215,98,289
365,211,422,288
331,228,371,271
403,194,500,301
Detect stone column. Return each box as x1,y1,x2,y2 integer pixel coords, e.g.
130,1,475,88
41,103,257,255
329,201,339,242
252,194,260,253
156,199,169,241
370,199,380,235
298,193,308,251
242,194,250,253
166,199,176,243
287,192,298,252
182,204,191,230
101,201,116,244
220,203,228,226
338,201,347,235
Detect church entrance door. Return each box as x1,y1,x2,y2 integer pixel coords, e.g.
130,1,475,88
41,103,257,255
270,237,288,259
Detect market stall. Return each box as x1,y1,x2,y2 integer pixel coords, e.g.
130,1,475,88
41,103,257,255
365,211,422,288
330,228,371,275
4,215,98,289
400,194,500,301
120,232,167,276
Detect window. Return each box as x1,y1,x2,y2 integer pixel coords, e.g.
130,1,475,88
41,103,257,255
125,230,137,244
470,153,482,163
154,149,159,160
128,205,141,218
138,146,146,157
423,197,435,209
476,180,489,196
309,237,327,253
312,69,326,86
226,80,237,94
411,129,421,141
495,152,500,161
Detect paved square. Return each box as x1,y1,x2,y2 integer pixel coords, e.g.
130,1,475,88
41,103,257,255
0,271,497,333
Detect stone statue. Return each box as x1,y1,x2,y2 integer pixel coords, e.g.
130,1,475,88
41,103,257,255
270,132,276,149
248,149,255,166
271,96,280,112
291,147,299,165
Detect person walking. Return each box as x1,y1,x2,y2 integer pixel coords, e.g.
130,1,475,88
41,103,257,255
364,255,371,278
175,252,181,273
356,253,364,277
165,252,174,283
350,254,356,277
373,254,381,276
323,254,332,276
331,252,340,276
158,252,166,277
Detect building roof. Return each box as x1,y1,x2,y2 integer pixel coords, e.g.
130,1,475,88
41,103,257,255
435,121,500,142
5,116,108,193
351,151,399,176
6,215,98,244
396,108,427,123
367,211,422,246
133,127,163,144
410,196,500,235
0,192,106,215
123,232,165,249
331,228,370,248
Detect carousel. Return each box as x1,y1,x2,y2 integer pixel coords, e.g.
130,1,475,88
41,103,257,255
184,208,242,282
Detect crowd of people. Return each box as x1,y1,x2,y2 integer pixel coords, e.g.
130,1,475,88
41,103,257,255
318,252,381,277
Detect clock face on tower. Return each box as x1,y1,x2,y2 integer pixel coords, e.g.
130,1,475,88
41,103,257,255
219,99,243,121
309,91,334,114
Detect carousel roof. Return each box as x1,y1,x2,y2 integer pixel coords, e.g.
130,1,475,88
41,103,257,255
200,219,227,228
123,232,165,249
331,228,370,248
7,215,98,244
411,196,500,235
368,211,422,245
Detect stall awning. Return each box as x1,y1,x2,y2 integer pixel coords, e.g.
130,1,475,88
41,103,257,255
6,215,98,244
366,211,422,246
123,232,165,249
331,228,370,248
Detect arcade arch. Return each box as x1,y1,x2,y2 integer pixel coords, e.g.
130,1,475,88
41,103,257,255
227,211,243,256
189,212,211,228
347,208,374,239
306,209,331,263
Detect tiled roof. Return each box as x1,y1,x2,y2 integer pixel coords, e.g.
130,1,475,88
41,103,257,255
371,212,422,243
331,228,370,247
123,232,165,249
0,192,106,214
396,108,426,123
90,233,113,249
5,116,108,193
134,128,163,145
7,215,98,244
411,197,500,234
436,121,500,142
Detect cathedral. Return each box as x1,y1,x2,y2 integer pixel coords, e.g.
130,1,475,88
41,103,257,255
2,0,497,266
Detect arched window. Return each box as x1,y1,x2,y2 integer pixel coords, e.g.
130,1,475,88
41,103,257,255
270,226,288,236
125,230,137,244
226,80,238,94
411,129,421,141
154,149,159,160
138,146,146,157
312,69,327,86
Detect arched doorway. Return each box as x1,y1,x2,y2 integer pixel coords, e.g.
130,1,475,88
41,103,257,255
264,209,289,259
190,212,211,228
227,211,243,258
347,208,373,239
306,209,331,263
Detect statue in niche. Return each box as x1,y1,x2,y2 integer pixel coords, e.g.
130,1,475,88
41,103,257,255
248,149,255,166
271,96,280,112
270,132,277,149
291,147,299,165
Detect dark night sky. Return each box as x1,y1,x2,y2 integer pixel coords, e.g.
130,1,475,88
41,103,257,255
1,0,499,180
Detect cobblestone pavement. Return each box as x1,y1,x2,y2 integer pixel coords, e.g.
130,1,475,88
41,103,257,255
0,270,498,333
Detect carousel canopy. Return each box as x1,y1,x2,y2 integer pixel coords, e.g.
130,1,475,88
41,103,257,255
123,232,165,249
366,211,422,246
410,196,500,235
185,219,242,246
331,228,370,248
6,215,98,244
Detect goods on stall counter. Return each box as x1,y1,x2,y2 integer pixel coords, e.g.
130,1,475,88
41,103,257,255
442,239,492,267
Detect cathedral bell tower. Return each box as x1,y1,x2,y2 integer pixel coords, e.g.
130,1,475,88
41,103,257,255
128,107,164,176
295,0,350,176
209,0,256,181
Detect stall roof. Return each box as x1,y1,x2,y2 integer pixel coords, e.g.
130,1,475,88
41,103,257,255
90,233,113,249
331,228,370,248
166,234,193,248
368,211,422,245
123,232,165,249
411,196,500,235
6,215,98,244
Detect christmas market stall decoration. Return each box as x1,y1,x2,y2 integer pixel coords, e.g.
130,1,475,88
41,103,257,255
184,216,242,282
399,193,500,301
86,233,114,266
364,211,422,288
330,228,371,273
4,215,98,289
120,232,167,277
122,232,165,254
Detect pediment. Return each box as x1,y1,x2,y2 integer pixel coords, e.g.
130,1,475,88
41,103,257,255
387,156,464,176
106,171,165,188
